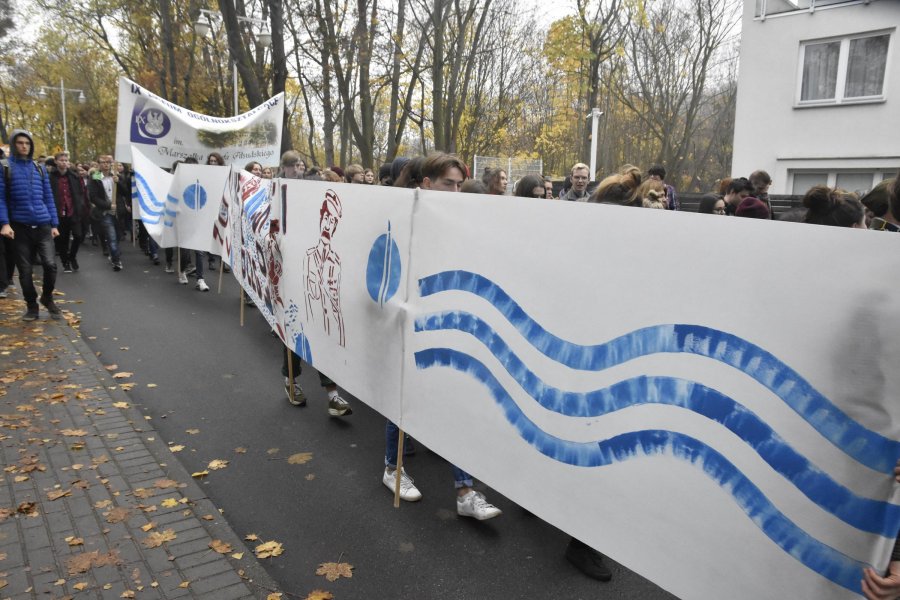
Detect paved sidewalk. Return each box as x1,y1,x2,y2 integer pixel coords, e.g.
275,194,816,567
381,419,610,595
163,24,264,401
0,293,279,600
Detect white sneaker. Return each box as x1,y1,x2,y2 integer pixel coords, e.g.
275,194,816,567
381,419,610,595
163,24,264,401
383,467,422,502
457,490,501,520
196,278,210,292
178,271,189,285
327,394,353,417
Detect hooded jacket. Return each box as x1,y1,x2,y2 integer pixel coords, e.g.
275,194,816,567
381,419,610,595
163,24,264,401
0,129,57,227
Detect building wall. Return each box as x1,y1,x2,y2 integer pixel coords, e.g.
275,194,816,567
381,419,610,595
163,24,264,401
732,1,900,194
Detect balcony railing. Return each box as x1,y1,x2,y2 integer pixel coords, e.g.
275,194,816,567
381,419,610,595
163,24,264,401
756,0,873,18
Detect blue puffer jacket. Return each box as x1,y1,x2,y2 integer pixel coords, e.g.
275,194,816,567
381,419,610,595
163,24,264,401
0,129,57,227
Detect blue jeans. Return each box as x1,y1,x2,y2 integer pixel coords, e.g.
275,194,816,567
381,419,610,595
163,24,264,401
11,223,56,305
385,420,472,488
100,214,120,262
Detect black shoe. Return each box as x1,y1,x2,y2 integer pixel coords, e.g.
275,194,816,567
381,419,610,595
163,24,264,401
22,304,39,321
151,254,160,265
565,538,612,582
62,262,72,273
70,257,79,271
40,296,62,320
223,264,230,274
113,261,123,272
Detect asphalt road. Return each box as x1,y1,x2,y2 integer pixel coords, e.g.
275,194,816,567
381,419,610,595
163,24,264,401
56,240,680,600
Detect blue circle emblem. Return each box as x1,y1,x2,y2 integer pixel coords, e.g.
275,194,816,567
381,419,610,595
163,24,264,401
366,222,401,306
138,108,171,139
184,183,207,210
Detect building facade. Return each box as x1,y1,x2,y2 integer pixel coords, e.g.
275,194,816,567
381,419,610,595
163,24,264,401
732,0,898,195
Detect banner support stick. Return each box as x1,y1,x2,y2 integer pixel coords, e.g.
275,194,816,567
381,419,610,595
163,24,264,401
240,288,245,327
393,430,406,508
217,258,224,294
286,347,295,399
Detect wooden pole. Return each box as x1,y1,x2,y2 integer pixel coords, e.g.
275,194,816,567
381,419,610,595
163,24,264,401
286,347,295,399
217,256,224,294
240,288,245,327
393,429,406,508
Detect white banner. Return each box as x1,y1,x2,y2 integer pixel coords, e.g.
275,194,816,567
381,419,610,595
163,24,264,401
116,77,283,168
130,146,172,242
218,182,900,600
166,163,229,253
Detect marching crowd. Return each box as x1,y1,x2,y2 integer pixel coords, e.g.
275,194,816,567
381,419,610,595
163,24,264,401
2,126,900,595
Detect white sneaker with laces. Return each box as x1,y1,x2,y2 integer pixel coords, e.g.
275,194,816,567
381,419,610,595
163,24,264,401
327,393,353,417
382,467,422,502
457,490,501,520
196,278,210,292
178,271,189,285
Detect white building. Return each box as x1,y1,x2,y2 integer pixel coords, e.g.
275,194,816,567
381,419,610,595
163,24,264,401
732,0,899,195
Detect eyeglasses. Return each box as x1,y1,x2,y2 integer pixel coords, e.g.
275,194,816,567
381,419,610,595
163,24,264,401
572,176,588,181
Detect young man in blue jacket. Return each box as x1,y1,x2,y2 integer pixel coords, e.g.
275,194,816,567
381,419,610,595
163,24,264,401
0,130,61,320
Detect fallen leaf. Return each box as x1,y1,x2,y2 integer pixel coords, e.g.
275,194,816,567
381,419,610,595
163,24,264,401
305,592,334,600
185,429,200,435
154,479,179,489
54,578,66,586
65,536,84,546
191,470,209,479
0,551,6,560
255,540,284,559
141,529,177,548
267,594,283,600
169,445,184,453
66,550,122,574
121,591,135,598
305,474,316,481
105,507,131,523
119,383,136,391
209,540,232,554
14,475,29,482
287,452,313,465
60,429,88,437
94,500,113,509
316,562,353,582
141,522,156,532
231,552,244,560
112,372,133,379
133,488,153,499
201,514,215,521
0,508,12,521
234,447,247,454
178,581,190,588
72,480,89,489
0,579,6,589
207,459,228,470
105,364,118,371
48,488,72,501
266,448,279,455
147,383,157,388
160,498,179,508
73,582,88,591
245,533,259,541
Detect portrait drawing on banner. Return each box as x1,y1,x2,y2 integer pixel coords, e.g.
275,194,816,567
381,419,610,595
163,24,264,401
304,189,345,346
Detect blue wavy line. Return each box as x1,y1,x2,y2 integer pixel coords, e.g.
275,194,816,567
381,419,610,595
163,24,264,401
417,272,900,474
423,345,900,536
133,172,165,218
415,348,870,595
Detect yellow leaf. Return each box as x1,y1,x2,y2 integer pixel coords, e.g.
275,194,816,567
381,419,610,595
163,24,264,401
254,540,284,559
147,383,157,388
60,429,88,437
169,445,185,452
231,552,244,559
245,533,259,541
112,372,133,379
154,478,180,489
287,452,313,465
267,593,283,600
201,514,215,521
316,562,353,582
54,578,66,585
191,470,209,479
65,536,84,546
266,448,279,455
47,488,72,501
209,540,232,554
178,581,190,588
141,529,177,548
207,459,228,470
186,429,200,435
160,498,179,508
74,582,89,591
234,447,247,453
14,475,29,482
112,402,129,409
104,364,118,370
121,591,135,599
141,522,156,532
306,591,334,600
94,500,113,509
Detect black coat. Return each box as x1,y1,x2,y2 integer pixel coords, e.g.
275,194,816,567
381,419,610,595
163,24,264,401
49,169,87,234
88,175,129,221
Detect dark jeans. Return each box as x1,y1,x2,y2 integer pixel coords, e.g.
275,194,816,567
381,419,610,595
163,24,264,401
55,216,83,265
0,235,16,288
100,214,121,262
281,348,334,387
11,223,56,305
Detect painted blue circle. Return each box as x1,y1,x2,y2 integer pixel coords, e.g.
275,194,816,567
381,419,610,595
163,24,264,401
366,232,402,305
138,109,171,138
184,183,207,210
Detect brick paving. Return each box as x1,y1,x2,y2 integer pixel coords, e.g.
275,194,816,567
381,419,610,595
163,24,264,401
0,293,278,600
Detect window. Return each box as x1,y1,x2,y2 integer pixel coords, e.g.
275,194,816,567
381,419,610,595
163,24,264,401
790,171,893,195
798,32,891,105
792,172,828,195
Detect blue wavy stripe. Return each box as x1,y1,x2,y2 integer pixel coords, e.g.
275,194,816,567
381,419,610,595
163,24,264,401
415,348,870,595
244,190,266,218
417,272,900,474
424,346,900,536
133,172,165,218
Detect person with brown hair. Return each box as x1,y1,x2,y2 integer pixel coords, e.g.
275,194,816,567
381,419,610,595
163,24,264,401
482,167,508,195
637,179,668,209
513,174,547,199
802,185,865,228
345,163,366,184
749,170,774,219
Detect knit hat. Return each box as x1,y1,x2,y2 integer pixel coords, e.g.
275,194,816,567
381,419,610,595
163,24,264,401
378,162,393,182
390,157,409,183
735,196,770,219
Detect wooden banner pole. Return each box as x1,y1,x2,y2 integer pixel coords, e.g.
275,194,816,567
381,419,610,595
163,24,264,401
393,429,406,508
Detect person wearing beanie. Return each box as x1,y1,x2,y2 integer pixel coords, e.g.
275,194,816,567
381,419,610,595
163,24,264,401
389,157,409,184
378,162,393,186
735,196,770,219
329,165,345,180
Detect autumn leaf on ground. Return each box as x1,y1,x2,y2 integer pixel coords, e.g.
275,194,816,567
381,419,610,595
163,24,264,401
287,452,313,465
267,594,283,600
93,500,112,509
60,429,88,437
0,579,7,589
146,383,157,388
316,562,353,582
231,552,244,559
133,488,153,499
119,383,136,391
0,508,11,521
207,459,228,470
73,582,88,591
104,507,131,523
112,372,133,379
66,550,122,574
169,445,184,453
178,581,190,588
104,364,118,371
65,536,84,546
154,479,180,489
306,591,334,600
305,474,316,481
267,448,279,455
234,447,247,454
255,541,284,559
121,590,135,598
112,402,129,409
245,533,259,541
47,488,72,501
142,529,177,548
191,470,209,479
160,498,180,508
201,514,215,521
14,475,28,483
186,428,200,435
141,522,156,532
209,540,232,554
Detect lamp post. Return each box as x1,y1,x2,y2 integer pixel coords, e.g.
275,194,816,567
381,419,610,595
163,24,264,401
585,108,604,182
194,9,271,117
38,79,86,153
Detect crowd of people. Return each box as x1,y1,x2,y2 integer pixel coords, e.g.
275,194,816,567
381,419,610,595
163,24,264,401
2,128,900,595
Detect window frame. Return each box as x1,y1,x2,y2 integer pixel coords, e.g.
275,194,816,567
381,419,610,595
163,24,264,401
795,29,893,107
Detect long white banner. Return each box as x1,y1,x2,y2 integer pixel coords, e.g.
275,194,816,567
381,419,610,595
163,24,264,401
213,178,900,600
115,77,284,168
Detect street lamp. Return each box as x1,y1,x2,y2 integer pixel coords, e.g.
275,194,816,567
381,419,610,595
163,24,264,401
38,78,86,153
194,9,271,117
585,108,604,182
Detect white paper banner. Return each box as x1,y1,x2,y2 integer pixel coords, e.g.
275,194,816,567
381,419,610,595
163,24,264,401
130,146,172,242
166,164,229,252
116,77,283,168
